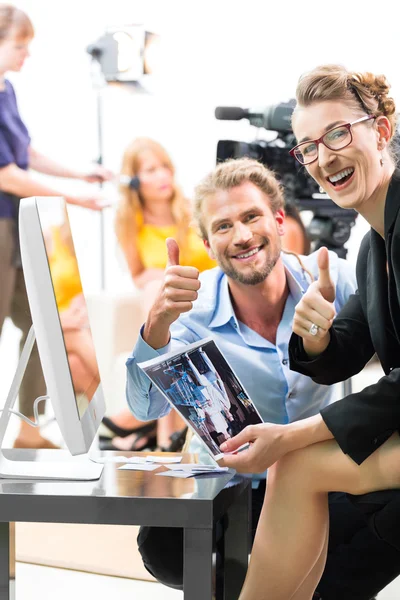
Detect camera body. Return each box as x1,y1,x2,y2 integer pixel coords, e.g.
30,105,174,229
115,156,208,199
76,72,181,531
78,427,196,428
215,102,357,258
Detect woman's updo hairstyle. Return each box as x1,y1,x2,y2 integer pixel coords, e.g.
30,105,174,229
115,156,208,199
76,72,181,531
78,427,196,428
294,64,397,141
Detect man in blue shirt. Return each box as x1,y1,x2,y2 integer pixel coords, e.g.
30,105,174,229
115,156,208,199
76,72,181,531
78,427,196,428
126,159,397,600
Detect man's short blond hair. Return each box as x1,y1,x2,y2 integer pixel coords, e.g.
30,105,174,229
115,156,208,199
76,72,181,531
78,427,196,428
193,158,285,241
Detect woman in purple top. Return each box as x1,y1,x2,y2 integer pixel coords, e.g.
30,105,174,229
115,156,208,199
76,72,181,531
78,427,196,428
0,4,113,449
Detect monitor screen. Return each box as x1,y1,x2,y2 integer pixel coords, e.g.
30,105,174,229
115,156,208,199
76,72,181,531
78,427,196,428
19,197,106,459
37,202,100,419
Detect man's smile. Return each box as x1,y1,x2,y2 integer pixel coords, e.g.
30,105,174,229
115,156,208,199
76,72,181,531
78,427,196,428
232,245,264,261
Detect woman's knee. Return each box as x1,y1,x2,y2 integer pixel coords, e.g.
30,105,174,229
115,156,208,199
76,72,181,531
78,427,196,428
271,445,320,488
350,433,400,495
270,441,345,495
275,437,400,496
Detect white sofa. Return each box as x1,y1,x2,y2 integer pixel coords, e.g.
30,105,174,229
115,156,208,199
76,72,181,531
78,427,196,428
86,291,148,416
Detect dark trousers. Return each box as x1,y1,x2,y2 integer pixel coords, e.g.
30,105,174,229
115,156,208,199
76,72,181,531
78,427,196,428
0,219,46,416
137,484,400,600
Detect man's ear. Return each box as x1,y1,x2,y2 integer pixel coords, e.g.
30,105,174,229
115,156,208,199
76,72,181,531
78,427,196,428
275,209,286,236
375,115,391,149
203,238,216,260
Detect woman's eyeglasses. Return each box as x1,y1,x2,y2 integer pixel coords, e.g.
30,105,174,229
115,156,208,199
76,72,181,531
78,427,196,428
289,115,376,166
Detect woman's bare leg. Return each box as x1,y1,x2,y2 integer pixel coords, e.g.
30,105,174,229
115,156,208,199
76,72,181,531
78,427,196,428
290,529,329,600
68,353,93,392
106,408,145,430
239,459,329,600
157,410,186,448
239,433,400,600
63,329,99,376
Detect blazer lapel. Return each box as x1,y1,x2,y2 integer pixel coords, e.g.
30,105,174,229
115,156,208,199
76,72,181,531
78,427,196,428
367,231,393,364
387,234,400,342
384,170,400,342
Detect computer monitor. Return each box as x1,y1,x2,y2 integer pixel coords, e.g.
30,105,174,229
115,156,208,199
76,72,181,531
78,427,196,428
0,197,105,480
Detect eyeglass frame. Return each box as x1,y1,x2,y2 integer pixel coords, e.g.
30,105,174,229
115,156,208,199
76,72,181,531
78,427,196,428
289,115,376,165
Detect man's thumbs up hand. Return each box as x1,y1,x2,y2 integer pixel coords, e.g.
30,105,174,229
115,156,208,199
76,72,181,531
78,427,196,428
163,238,201,321
292,247,336,357
143,238,201,349
166,237,180,267
317,247,335,303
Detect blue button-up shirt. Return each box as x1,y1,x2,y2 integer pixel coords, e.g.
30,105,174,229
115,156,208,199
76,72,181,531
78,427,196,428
126,251,356,479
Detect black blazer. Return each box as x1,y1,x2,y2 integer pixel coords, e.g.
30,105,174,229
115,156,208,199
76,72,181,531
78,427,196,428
289,170,400,465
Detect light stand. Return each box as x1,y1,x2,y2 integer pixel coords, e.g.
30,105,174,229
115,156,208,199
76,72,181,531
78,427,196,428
88,57,107,290
97,89,106,291
86,27,160,290
84,74,117,291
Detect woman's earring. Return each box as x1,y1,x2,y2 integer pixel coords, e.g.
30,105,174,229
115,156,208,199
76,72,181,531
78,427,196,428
319,186,324,193
379,141,385,166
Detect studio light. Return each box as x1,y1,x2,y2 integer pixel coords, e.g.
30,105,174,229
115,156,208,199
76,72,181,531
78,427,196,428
87,25,161,83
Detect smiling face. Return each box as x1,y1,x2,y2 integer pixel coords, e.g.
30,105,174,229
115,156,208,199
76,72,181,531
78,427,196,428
292,100,390,212
0,27,31,74
202,181,285,285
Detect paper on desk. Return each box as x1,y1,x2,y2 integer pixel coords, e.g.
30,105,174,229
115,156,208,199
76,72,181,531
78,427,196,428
90,455,150,464
89,455,130,464
157,465,229,478
90,455,183,465
145,455,183,464
157,470,229,478
156,470,195,478
166,464,228,472
118,463,160,471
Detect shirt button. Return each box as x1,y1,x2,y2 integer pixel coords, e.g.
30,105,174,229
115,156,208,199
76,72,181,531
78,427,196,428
282,359,288,366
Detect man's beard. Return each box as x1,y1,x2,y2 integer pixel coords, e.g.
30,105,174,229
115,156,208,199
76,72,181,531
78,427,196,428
216,237,281,286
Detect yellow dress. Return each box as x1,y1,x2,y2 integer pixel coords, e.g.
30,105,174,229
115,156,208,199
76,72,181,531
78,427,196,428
137,222,216,271
48,226,83,312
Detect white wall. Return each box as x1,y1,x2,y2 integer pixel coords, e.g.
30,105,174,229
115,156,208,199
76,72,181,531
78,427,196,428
9,0,400,290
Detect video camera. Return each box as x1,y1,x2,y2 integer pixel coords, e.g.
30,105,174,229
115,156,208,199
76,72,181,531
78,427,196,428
215,101,357,258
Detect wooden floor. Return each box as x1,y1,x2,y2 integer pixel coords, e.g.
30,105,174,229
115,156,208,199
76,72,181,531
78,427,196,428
15,561,400,599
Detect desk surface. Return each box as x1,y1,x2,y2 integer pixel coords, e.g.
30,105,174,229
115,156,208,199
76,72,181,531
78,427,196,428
0,450,249,528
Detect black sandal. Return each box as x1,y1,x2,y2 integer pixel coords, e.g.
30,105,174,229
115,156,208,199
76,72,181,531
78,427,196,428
163,427,188,452
99,421,158,451
101,416,157,439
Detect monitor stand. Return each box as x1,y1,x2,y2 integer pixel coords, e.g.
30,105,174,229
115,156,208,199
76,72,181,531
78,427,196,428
0,326,103,481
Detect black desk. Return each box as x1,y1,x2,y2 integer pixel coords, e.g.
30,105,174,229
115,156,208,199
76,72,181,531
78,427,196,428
0,450,251,600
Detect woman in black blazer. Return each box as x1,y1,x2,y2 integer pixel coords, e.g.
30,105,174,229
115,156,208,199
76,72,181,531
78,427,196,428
220,64,400,600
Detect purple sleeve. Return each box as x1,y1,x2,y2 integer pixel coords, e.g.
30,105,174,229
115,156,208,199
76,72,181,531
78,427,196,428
0,80,31,169
0,127,16,167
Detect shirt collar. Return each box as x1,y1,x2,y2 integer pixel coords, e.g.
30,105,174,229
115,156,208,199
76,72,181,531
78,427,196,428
208,252,310,329
209,274,237,329
281,253,310,303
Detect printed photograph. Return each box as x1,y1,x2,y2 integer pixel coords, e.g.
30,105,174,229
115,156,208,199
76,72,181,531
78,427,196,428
139,338,262,458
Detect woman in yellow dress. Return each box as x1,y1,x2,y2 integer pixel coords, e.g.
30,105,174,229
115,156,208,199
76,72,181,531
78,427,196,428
115,137,216,285
103,138,216,451
47,213,100,403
